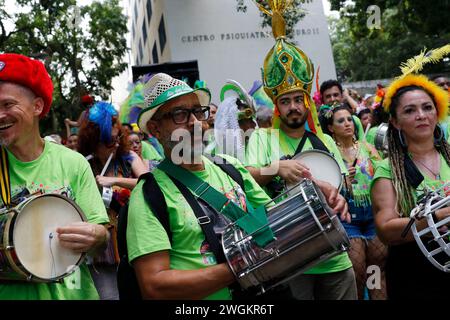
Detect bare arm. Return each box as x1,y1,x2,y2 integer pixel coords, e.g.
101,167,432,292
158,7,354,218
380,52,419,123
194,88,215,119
133,251,235,299
343,89,359,113
64,119,72,141
96,176,138,190
370,178,448,245
129,150,149,177
246,160,312,186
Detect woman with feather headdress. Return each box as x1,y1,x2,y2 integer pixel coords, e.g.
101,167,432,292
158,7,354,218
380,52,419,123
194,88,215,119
371,44,450,299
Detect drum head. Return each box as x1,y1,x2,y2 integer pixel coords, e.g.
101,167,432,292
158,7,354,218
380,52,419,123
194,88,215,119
13,194,85,281
291,150,342,189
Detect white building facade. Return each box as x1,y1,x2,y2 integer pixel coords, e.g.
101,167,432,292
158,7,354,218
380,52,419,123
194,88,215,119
129,0,336,102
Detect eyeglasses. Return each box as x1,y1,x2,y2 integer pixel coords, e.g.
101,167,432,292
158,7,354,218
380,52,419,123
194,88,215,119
155,106,210,124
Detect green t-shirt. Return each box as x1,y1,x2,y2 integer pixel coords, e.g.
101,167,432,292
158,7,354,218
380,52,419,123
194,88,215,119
371,154,450,216
366,126,378,146
245,128,352,274
126,154,272,300
141,140,163,161
353,115,364,141
245,128,348,174
343,142,380,207
0,141,109,300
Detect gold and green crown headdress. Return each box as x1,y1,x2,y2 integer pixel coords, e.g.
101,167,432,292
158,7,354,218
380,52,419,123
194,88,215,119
255,0,325,140
256,0,314,101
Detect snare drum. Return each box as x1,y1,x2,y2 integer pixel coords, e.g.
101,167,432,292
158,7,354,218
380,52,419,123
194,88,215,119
287,150,343,194
222,179,350,292
0,194,87,282
410,192,450,273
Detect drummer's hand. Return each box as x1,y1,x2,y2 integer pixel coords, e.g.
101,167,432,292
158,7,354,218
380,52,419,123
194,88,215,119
96,175,117,187
276,159,312,184
57,222,109,254
436,206,450,228
314,179,350,223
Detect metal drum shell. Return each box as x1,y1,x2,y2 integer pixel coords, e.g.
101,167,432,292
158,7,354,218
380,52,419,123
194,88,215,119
222,180,350,291
374,123,389,154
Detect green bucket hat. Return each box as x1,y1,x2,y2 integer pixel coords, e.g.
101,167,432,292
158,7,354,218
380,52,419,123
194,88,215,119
137,73,211,134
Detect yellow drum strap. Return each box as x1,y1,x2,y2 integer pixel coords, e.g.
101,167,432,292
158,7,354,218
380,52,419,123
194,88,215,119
0,147,11,207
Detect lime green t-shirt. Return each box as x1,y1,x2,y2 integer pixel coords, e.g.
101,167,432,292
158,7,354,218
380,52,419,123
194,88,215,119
245,128,352,275
371,154,450,215
245,128,348,180
126,154,272,300
353,115,364,141
343,142,380,207
141,140,163,161
0,141,109,300
366,126,378,146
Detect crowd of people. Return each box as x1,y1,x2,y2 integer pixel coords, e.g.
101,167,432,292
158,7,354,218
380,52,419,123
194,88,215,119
0,3,449,302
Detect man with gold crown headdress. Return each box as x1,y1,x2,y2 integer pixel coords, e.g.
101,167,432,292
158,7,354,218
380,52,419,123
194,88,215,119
245,0,357,300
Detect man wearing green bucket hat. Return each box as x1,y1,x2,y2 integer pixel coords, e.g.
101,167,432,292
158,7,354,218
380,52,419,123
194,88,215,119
125,73,276,299
244,1,356,300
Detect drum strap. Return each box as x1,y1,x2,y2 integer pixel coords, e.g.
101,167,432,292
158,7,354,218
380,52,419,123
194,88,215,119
0,147,11,207
404,154,424,189
157,158,275,247
293,130,329,156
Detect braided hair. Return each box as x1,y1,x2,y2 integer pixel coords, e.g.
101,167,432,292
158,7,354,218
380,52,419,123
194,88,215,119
387,85,450,216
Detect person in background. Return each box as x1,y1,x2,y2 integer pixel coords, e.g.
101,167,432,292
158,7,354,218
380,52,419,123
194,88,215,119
358,108,373,132
322,103,387,300
78,101,147,300
66,133,79,151
431,74,449,92
320,80,365,141
256,106,273,128
128,131,160,171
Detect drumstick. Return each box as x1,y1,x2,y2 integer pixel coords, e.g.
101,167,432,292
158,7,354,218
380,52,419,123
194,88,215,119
100,152,114,177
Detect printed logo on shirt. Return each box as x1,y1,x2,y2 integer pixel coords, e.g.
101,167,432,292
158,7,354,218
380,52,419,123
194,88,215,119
199,240,216,265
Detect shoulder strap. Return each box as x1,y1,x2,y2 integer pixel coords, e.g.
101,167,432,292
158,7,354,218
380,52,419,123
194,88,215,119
139,172,172,244
205,154,245,191
293,130,329,156
292,134,309,157
404,155,424,189
168,176,226,264
0,147,12,208
137,171,226,263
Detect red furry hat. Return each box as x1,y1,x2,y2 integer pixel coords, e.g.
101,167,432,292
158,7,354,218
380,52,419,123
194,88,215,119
0,53,54,118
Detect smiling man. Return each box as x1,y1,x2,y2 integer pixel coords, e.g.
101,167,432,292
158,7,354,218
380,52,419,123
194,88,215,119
0,53,109,300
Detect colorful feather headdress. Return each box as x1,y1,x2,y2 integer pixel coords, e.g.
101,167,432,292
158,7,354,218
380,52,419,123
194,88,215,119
384,44,450,121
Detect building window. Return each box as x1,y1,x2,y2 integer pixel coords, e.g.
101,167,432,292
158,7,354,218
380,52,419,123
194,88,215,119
152,42,158,64
133,0,138,22
158,15,167,54
139,40,144,64
132,22,135,40
146,0,152,23
142,19,147,45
